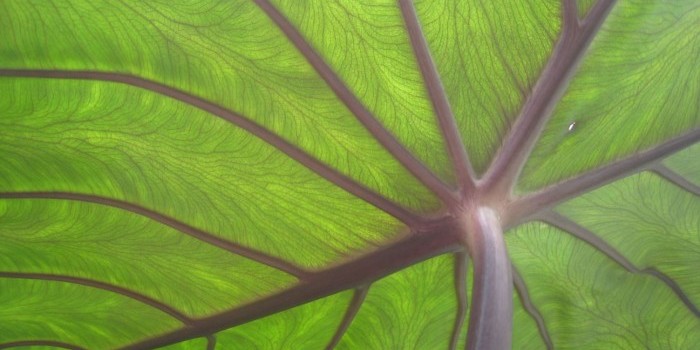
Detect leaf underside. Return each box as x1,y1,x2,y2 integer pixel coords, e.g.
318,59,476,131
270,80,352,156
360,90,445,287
0,0,698,349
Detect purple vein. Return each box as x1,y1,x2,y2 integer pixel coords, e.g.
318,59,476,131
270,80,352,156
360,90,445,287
0,68,422,227
118,222,463,350
0,271,192,324
398,0,475,196
650,163,700,196
481,0,617,197
540,211,700,318
0,191,309,279
206,335,216,350
252,0,458,207
507,129,700,223
512,265,553,350
449,252,468,350
0,340,85,350
325,286,369,350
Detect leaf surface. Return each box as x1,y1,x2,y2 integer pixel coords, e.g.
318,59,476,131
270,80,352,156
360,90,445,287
0,0,698,349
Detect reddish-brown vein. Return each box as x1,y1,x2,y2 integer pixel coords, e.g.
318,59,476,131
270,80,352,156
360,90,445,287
540,211,700,318
118,221,462,350
481,0,617,197
0,340,85,350
0,191,309,279
507,129,700,224
398,0,476,196
0,68,423,227
325,286,369,349
0,272,192,324
206,335,216,350
512,266,553,350
449,252,468,350
650,163,700,196
252,0,458,207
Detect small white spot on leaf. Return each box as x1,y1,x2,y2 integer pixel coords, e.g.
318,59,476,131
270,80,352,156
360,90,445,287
568,122,576,132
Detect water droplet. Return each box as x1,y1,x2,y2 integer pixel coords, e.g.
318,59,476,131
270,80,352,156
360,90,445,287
568,122,576,132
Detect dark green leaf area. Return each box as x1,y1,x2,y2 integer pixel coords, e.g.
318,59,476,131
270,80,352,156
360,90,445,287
0,279,179,349
0,79,404,269
557,171,700,308
520,0,700,191
0,199,295,318
508,222,700,349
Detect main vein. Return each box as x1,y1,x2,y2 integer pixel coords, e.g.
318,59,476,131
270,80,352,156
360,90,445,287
253,0,458,207
0,68,422,227
399,0,476,196
481,0,617,197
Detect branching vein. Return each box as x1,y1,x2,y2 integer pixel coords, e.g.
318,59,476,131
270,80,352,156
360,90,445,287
0,340,85,350
326,286,369,349
540,211,700,318
482,0,617,197
508,130,700,223
650,163,700,196
252,0,458,207
116,223,461,350
450,252,468,350
399,0,476,196
206,335,216,350
0,271,192,324
512,265,553,350
0,191,309,279
0,69,423,227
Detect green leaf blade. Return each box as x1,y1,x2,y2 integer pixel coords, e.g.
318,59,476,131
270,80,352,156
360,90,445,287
520,0,700,192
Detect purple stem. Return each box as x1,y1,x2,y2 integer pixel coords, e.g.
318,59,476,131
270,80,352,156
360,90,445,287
462,207,512,350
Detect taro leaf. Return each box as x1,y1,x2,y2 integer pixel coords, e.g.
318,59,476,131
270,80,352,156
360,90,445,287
0,0,698,349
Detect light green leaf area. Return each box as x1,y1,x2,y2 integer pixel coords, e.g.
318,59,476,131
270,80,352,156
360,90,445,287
415,0,560,173
0,279,180,349
556,171,700,307
269,0,454,183
0,78,403,269
664,142,700,186
520,0,700,191
507,222,700,349
157,338,208,350
0,0,440,212
338,254,456,349
214,291,350,349
0,199,295,318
